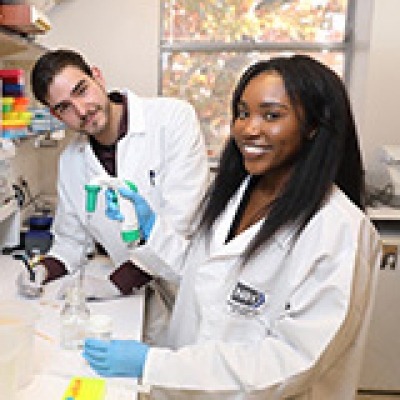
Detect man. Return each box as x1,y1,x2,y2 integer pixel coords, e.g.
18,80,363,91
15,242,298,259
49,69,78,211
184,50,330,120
18,49,209,341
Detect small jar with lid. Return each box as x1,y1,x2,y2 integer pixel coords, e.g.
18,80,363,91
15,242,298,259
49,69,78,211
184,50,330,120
86,314,112,341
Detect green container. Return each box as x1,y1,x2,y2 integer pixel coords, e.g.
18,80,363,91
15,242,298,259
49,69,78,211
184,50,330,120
84,185,101,212
2,104,13,113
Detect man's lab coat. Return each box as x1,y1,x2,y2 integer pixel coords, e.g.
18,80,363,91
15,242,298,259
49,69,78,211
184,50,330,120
48,90,209,337
134,182,381,399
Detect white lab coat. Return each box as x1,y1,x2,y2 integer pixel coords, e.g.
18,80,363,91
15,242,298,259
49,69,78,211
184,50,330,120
134,180,381,399
48,90,209,338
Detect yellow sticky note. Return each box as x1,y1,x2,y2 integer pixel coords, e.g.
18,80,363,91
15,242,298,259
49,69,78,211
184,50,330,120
62,376,106,400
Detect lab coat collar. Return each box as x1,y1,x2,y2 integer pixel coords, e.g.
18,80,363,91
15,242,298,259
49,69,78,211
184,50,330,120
210,177,297,258
121,89,146,134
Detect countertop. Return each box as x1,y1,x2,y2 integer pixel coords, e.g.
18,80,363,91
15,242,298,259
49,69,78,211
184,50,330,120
0,254,145,399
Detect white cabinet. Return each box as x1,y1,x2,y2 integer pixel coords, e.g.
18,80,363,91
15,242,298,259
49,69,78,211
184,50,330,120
358,207,400,395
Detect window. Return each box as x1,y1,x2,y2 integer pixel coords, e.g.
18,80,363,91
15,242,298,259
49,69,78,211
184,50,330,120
160,0,354,162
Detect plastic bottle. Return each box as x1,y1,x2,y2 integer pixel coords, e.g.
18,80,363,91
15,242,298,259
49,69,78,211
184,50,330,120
85,178,140,245
60,285,90,350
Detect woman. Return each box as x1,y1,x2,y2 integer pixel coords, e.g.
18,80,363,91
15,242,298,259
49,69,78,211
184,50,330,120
83,55,381,399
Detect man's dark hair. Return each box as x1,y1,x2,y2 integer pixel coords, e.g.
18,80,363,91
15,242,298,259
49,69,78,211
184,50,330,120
31,49,93,105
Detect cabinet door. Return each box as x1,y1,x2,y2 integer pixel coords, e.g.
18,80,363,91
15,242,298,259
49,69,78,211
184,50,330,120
359,230,400,392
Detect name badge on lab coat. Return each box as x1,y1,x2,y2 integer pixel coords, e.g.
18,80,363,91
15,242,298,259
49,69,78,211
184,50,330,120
227,281,266,316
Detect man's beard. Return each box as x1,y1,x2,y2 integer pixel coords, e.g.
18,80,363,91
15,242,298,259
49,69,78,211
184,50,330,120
80,101,110,136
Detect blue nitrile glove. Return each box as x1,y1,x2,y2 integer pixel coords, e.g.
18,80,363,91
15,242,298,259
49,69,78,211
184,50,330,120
83,338,149,377
105,188,124,222
118,187,156,241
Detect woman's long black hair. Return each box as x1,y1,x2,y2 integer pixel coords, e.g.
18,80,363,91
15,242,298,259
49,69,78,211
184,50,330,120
200,55,364,258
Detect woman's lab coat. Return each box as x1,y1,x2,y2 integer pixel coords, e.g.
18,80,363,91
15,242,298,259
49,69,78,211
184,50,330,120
134,181,381,399
48,90,209,334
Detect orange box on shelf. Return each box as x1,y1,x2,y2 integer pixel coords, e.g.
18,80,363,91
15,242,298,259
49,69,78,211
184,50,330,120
13,97,29,106
13,97,29,111
0,5,51,34
13,104,28,112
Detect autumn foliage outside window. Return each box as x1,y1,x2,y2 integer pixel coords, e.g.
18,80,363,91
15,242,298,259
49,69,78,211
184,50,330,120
161,0,351,161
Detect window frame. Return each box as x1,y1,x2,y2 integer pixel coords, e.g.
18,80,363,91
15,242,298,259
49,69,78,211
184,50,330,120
159,0,356,88
158,0,357,162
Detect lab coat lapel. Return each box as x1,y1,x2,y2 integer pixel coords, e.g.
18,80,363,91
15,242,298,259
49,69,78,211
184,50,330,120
209,177,261,258
123,89,146,133
117,90,148,184
83,139,105,178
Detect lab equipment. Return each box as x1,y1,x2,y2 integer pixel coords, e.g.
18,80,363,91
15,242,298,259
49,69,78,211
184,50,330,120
14,250,46,298
60,284,90,350
62,377,105,400
381,145,400,207
14,252,35,281
83,338,149,377
118,187,156,241
24,214,53,254
85,176,140,244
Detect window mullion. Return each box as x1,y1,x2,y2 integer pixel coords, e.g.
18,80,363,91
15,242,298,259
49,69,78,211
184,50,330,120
161,41,347,54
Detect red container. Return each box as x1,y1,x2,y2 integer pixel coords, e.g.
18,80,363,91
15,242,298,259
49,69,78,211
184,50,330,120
0,69,24,80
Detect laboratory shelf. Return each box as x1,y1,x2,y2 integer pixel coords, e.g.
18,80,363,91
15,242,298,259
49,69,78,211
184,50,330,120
0,26,46,58
367,206,400,221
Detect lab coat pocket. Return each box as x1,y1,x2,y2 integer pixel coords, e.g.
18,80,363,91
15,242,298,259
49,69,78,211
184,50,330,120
199,303,272,343
140,167,163,210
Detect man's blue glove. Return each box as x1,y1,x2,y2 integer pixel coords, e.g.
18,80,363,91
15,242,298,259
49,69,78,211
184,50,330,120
83,338,149,377
105,188,124,222
118,187,156,241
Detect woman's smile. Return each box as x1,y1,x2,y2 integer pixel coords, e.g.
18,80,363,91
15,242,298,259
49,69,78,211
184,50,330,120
240,143,273,158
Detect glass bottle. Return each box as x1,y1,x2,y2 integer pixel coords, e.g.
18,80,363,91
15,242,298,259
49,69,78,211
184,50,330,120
60,284,90,350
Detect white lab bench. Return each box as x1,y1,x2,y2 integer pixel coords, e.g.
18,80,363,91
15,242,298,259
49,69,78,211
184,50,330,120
0,255,145,400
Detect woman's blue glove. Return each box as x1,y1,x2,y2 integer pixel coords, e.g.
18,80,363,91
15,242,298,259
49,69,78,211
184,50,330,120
105,188,124,222
83,338,149,377
118,187,156,241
